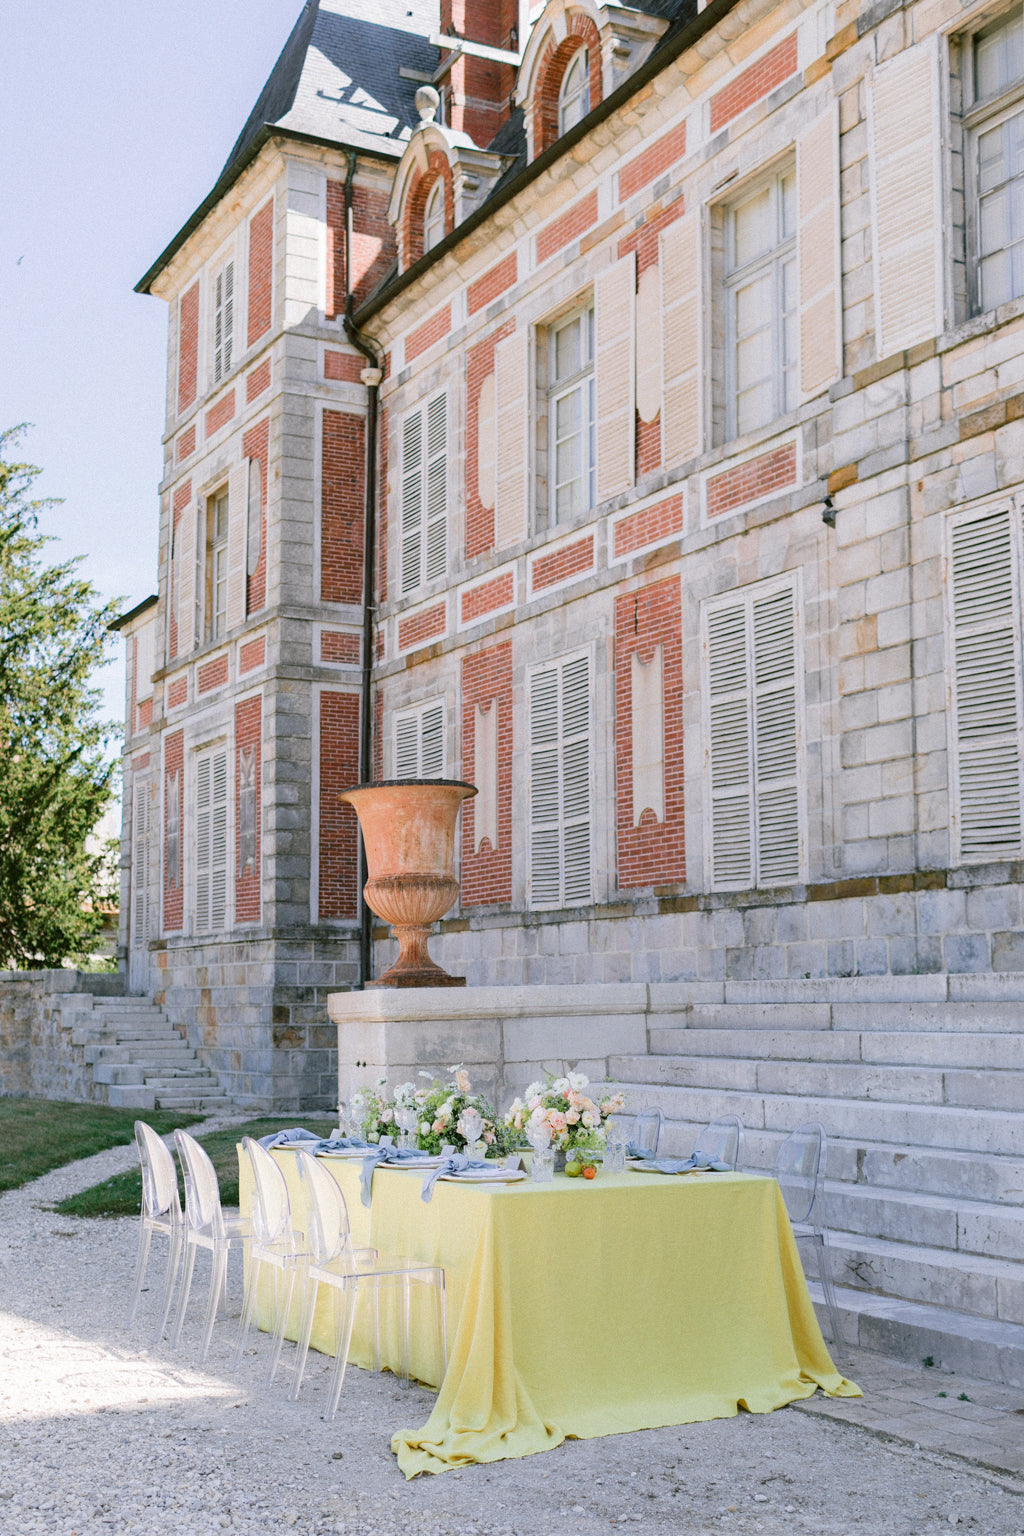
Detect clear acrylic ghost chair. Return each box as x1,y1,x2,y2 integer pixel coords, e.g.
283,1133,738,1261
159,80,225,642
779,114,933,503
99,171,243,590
773,1123,842,1347
693,1115,744,1169
631,1106,664,1157
290,1148,448,1419
231,1136,311,1387
171,1129,250,1363
126,1121,183,1344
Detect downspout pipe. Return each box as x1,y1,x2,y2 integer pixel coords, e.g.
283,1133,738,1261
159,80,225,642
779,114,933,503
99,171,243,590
343,149,384,990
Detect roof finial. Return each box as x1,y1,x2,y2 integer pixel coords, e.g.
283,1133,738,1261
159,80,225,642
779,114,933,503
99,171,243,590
415,85,440,124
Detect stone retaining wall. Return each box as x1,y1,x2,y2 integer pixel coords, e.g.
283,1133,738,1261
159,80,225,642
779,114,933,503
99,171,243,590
0,970,123,1101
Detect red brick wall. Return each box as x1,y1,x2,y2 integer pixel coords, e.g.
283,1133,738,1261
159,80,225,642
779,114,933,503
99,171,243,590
132,752,151,772
197,654,229,694
397,603,446,652
377,403,389,604
177,283,199,414
615,579,685,889
136,698,153,732
461,642,513,905
163,730,184,931
168,480,192,662
205,390,235,437
532,19,602,157
402,155,455,270
466,319,515,559
246,360,271,402
710,34,799,133
537,190,599,264
326,179,346,320
327,180,397,312
706,442,798,519
243,417,269,614
619,121,688,203
319,689,360,920
176,426,195,462
613,494,684,559
321,630,361,664
531,535,594,592
618,198,687,275
405,304,452,364
324,349,363,383
234,695,262,923
247,199,274,347
239,636,266,673
461,571,514,625
321,410,366,604
373,687,383,781
467,252,518,316
167,677,188,709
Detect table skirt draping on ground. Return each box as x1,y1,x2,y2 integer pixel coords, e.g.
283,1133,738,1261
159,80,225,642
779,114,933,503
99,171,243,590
242,1157,860,1477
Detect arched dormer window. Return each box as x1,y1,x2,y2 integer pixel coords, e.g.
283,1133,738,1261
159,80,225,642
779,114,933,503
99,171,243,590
559,46,591,134
423,180,445,254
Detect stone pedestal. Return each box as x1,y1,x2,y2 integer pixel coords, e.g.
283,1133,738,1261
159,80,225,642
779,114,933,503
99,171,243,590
327,983,649,1113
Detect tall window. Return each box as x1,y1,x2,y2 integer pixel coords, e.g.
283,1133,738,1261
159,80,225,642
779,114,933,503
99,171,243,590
559,47,590,134
724,169,797,439
213,259,234,384
205,488,229,641
967,9,1024,312
394,700,445,778
423,181,445,254
548,306,595,524
529,653,591,908
401,393,447,593
194,748,229,932
702,579,803,890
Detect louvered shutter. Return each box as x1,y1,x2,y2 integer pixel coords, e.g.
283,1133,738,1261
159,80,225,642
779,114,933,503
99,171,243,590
494,330,530,549
705,583,802,889
477,371,496,514
797,107,841,397
594,253,636,500
195,749,229,930
132,779,150,945
869,39,943,357
660,212,702,466
424,394,447,583
177,502,197,655
949,507,1024,862
225,460,249,631
420,702,444,776
395,714,420,777
401,408,423,593
635,265,663,426
214,261,234,383
529,655,591,907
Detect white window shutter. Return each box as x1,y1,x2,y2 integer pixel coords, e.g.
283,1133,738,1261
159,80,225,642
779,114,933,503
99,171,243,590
660,212,703,466
751,587,801,884
948,507,1024,862
594,252,636,501
869,39,944,358
395,714,420,777
425,394,447,583
420,702,445,777
225,460,249,631
132,779,150,945
529,654,591,907
394,701,445,777
706,605,753,888
177,502,197,655
401,407,424,594
195,754,212,932
635,264,663,425
210,750,229,929
494,330,530,550
134,623,155,702
797,106,841,397
477,371,496,513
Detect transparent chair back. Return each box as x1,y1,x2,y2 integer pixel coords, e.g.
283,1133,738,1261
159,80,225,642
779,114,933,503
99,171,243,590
231,1137,309,1386
126,1120,183,1343
246,1136,297,1250
176,1128,226,1240
774,1122,825,1228
693,1115,744,1169
171,1128,248,1361
632,1106,664,1157
295,1140,355,1270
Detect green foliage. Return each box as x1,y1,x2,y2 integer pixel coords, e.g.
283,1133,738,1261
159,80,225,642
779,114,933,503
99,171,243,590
0,426,122,967
0,1096,201,1193
55,1116,338,1218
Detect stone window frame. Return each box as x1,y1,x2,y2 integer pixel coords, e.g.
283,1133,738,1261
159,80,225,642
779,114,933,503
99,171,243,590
531,17,603,158
402,156,455,270
204,484,231,644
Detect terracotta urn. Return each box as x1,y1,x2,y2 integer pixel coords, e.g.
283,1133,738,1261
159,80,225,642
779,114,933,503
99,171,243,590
339,778,477,987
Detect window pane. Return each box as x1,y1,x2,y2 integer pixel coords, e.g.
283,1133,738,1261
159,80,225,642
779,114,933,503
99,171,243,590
981,184,1010,255
975,12,1024,100
736,380,773,437
980,246,1010,310
553,316,582,382
732,186,773,268
780,172,797,240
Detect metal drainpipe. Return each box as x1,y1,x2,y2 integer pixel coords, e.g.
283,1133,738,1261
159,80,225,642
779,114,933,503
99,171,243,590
342,150,383,989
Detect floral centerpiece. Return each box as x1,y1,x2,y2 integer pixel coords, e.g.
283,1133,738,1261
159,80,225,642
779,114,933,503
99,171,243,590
504,1072,626,1160
351,1066,505,1156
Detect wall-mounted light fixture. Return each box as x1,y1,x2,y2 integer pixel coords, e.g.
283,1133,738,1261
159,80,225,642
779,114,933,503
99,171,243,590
821,494,837,528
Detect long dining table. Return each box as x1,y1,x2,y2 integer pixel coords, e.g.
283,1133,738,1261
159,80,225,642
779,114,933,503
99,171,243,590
246,1152,860,1477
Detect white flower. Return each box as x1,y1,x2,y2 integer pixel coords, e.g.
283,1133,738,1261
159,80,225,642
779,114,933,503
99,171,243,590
524,1081,542,1101
420,1120,430,1135
567,1071,589,1091
582,1110,600,1128
552,1076,570,1096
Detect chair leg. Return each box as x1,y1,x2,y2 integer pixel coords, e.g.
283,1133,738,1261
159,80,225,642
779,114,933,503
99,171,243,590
199,1246,228,1365
398,1276,412,1389
126,1222,153,1329
151,1227,182,1347
290,1273,320,1402
325,1282,357,1422
817,1233,843,1350
231,1253,261,1371
265,1265,298,1388
170,1241,198,1351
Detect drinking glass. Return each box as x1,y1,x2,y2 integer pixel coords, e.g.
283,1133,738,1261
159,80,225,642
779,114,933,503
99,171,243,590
395,1105,419,1151
459,1107,484,1147
531,1146,555,1184
604,1130,627,1174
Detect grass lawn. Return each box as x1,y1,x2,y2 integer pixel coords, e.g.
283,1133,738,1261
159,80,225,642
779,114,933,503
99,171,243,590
0,1097,203,1195
54,1116,339,1218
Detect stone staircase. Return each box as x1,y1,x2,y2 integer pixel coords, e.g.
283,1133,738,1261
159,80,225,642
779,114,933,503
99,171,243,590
603,977,1024,1388
64,995,228,1112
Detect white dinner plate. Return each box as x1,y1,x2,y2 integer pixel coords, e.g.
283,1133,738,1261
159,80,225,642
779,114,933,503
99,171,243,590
316,1147,376,1159
439,1168,527,1183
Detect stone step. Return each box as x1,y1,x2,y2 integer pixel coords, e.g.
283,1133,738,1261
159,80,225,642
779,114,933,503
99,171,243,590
105,1084,156,1109
825,1282,1024,1389
648,1028,1024,1070
142,1073,221,1090
653,1000,1024,1033
610,1053,1024,1111
604,1080,1024,1158
821,1180,1024,1262
825,1230,1021,1327
152,1092,229,1110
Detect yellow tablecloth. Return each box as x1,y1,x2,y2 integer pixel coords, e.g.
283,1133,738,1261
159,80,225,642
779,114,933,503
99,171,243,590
247,1154,859,1478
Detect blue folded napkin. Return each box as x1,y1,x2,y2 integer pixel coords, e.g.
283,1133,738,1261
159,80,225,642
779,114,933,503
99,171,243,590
257,1126,325,1150
420,1153,493,1203
317,1135,369,1152
358,1137,434,1207
648,1154,732,1175
625,1142,656,1160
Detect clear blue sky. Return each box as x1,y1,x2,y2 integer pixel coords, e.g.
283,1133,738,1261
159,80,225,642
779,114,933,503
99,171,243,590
1,1,305,723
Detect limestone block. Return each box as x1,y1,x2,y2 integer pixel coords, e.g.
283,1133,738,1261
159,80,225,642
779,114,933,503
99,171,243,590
943,933,992,974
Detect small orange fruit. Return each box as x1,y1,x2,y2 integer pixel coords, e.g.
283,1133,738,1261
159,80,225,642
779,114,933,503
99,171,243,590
583,1165,597,1179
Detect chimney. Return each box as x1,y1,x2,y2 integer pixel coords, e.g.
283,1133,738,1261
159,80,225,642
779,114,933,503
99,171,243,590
438,0,519,144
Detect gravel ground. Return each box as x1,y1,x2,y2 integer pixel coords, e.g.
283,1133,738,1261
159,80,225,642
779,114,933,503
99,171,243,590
2,1132,1023,1536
